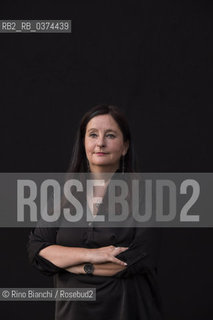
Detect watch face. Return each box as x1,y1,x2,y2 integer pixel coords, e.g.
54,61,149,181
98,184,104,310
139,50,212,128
84,263,94,275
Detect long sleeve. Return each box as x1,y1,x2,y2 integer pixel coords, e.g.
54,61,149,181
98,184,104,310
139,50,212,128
115,227,162,278
27,226,64,276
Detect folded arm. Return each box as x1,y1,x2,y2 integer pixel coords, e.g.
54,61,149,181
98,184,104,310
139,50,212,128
39,244,128,269
28,227,161,278
28,227,128,276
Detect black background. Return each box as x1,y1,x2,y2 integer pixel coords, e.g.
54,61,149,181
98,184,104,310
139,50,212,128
0,1,213,319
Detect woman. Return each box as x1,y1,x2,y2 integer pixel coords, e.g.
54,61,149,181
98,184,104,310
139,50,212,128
28,104,162,320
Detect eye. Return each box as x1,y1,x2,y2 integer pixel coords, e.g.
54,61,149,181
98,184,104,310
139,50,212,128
106,134,115,138
89,133,97,138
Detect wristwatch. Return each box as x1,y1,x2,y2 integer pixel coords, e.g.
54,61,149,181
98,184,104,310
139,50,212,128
84,263,94,275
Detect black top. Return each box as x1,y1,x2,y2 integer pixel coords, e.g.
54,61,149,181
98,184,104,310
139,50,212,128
27,174,163,320
28,227,162,320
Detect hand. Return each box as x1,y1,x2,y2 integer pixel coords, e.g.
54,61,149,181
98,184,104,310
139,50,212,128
86,245,128,266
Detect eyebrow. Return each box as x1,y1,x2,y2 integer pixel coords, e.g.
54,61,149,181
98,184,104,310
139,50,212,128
87,128,117,133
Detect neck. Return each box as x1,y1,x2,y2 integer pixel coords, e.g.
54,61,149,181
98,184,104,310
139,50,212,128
89,164,119,175
88,171,114,183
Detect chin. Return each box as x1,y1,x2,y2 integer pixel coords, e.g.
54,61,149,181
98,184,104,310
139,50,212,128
94,161,111,166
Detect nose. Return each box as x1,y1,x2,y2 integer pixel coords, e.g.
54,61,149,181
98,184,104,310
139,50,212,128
97,135,105,147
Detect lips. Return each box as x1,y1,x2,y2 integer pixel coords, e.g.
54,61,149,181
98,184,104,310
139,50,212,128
95,152,108,155
95,152,108,156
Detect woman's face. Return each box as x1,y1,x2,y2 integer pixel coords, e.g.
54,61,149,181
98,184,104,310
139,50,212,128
84,114,129,173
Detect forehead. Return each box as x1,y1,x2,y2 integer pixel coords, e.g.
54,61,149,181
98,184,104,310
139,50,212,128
86,114,121,131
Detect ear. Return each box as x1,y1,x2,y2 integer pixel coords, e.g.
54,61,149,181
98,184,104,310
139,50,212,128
122,140,129,156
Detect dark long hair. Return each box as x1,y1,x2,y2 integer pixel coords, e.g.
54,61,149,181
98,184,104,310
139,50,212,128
67,104,136,173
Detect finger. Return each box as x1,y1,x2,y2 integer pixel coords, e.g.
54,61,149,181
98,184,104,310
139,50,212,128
118,247,129,252
111,257,127,266
113,247,129,255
